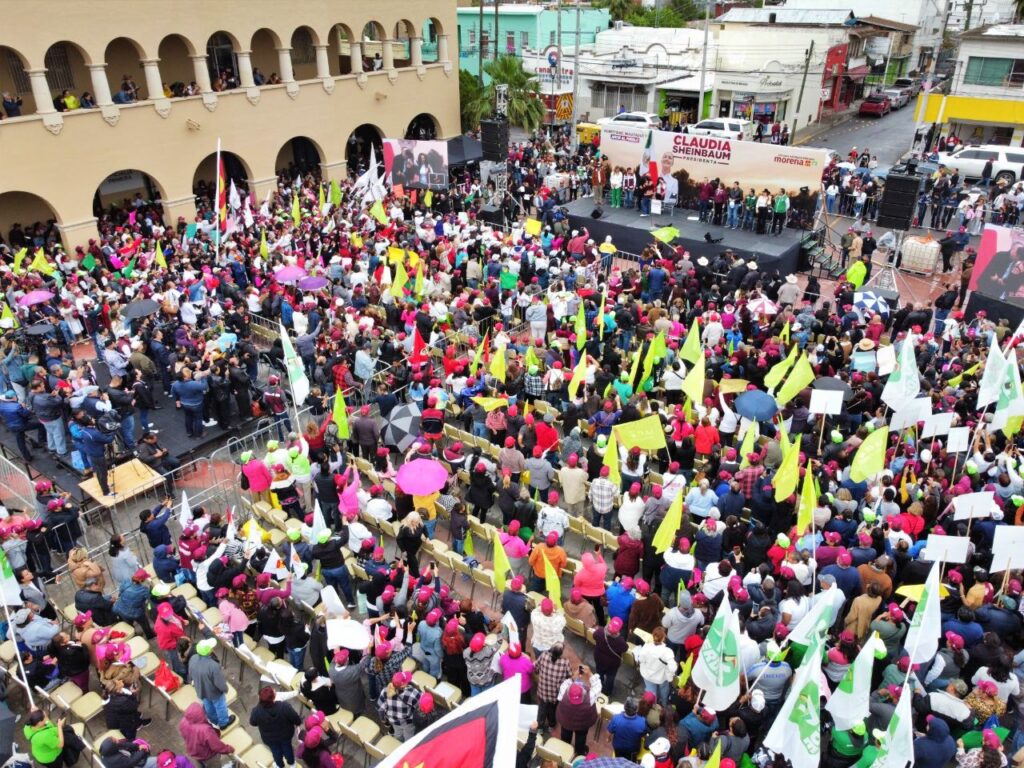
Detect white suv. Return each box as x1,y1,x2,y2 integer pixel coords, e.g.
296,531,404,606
597,111,662,128
936,144,1024,185
688,118,755,141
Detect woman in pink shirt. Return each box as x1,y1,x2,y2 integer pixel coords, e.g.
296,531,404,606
499,642,535,697
216,588,250,647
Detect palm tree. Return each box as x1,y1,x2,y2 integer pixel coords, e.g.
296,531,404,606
482,55,546,133
599,0,639,21
459,69,491,132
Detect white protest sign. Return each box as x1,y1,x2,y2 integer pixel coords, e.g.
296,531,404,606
924,534,970,564
889,398,931,431
991,526,1024,572
810,389,844,415
921,412,955,439
947,427,971,453
877,345,897,376
326,618,371,650
952,491,995,521
502,611,520,648
320,586,346,617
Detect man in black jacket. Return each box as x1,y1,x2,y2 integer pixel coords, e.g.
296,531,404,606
310,530,355,606
104,377,136,451
29,381,67,457
74,579,118,625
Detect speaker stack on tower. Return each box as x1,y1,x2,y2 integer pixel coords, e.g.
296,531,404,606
480,119,510,162
875,173,920,232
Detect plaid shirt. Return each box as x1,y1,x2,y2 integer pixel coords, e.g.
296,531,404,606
589,477,617,514
377,684,422,727
535,651,571,704
524,373,545,397
733,465,765,498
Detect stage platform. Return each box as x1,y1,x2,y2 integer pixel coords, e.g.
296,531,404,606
79,459,166,508
562,198,804,274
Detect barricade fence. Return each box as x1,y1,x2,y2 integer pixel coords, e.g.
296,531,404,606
0,448,36,512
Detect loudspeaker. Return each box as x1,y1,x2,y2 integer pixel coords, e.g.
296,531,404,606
480,119,509,162
876,173,919,231
591,206,604,219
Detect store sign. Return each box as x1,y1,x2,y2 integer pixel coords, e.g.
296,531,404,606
719,74,786,90
534,65,573,88
821,85,832,101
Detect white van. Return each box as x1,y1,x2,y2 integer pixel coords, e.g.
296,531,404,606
688,118,755,141
936,143,1024,185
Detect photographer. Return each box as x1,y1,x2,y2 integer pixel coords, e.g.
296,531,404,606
103,376,137,451
28,379,68,458
137,432,179,493
0,388,45,461
76,413,116,496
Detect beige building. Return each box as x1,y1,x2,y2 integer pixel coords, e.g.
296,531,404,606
0,0,460,249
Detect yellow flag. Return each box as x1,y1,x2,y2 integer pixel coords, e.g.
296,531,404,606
850,426,889,482
653,493,683,554
470,332,489,376
773,435,800,501
463,530,475,557
387,246,405,265
615,414,668,452
677,653,694,688
0,303,18,329
718,378,750,394
603,432,621,488
681,354,705,404
12,248,26,275
680,318,702,364
525,345,543,373
471,396,509,412
490,343,507,383
598,289,608,340
30,249,54,276
738,422,759,467
764,344,798,394
568,354,588,401
332,389,350,439
525,218,542,236
154,242,167,269
369,200,388,225
390,261,409,298
628,345,643,388
796,466,818,535
318,184,326,211
575,302,586,351
291,193,300,227
492,530,511,592
775,352,815,406
703,741,722,768
415,262,425,297
543,550,561,606
350,233,363,249
779,320,790,344
424,190,433,207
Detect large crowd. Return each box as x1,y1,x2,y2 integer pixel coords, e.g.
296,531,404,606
0,124,1018,768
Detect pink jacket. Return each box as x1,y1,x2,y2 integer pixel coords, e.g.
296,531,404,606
500,653,535,692
573,552,608,598
243,460,273,493
218,598,250,633
501,532,530,559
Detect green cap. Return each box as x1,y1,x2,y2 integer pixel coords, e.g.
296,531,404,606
151,583,171,597
596,435,607,448
851,721,867,736
1011,495,1024,508
966,462,978,475
196,638,217,656
240,451,254,463
863,509,877,523
620,371,629,381
831,430,844,444
776,534,790,548
287,529,302,541
267,440,279,450
289,447,300,458
528,365,539,375
317,530,331,544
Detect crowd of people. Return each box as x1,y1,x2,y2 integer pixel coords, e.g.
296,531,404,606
0,122,1018,768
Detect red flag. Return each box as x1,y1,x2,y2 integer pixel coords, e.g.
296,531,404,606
646,131,658,185
411,327,427,363
217,158,228,234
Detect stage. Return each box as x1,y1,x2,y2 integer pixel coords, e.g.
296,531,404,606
561,198,804,274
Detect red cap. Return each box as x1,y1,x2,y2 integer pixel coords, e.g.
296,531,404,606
541,598,554,615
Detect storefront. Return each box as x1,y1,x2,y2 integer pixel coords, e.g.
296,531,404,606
714,73,793,125
820,44,848,113
840,64,870,107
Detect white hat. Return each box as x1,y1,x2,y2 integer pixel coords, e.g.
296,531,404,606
697,257,709,266
747,261,758,269
785,274,798,284
649,737,671,756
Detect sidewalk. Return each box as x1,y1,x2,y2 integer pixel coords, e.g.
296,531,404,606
793,106,857,147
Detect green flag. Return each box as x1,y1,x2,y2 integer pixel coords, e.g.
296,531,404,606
332,389,350,439
690,596,742,710
849,425,889,482
330,179,342,206
81,251,96,272
651,225,680,244
680,318,702,364
568,354,588,401
291,193,301,227
775,352,815,406
470,332,489,376
762,633,824,768
574,301,587,350
259,229,269,258
764,344,798,393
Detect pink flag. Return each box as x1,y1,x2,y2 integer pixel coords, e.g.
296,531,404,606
128,211,137,226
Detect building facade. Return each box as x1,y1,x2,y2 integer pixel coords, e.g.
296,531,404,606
916,24,1024,146
456,3,609,81
0,0,460,249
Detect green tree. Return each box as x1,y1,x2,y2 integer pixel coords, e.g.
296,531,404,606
593,0,640,22
483,55,546,133
459,69,490,132
625,4,697,26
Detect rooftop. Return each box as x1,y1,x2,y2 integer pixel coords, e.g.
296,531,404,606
961,23,1024,38
716,7,857,25
857,15,919,32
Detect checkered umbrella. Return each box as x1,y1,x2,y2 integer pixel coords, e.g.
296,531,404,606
747,296,778,316
382,402,422,452
853,290,890,318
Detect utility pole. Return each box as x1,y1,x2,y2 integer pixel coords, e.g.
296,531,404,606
478,0,484,84
790,40,815,138
555,0,562,130
914,0,953,142
494,0,500,61
570,0,582,151
697,0,712,121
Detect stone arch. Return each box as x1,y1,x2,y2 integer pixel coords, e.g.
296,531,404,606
327,23,356,76
93,168,167,222
422,18,443,63
250,28,281,85
104,37,148,102
0,45,34,114
158,34,197,97
290,26,320,81
345,123,383,176
192,150,253,211
393,20,416,67
360,21,388,71
42,41,92,111
0,192,62,250
275,136,325,176
406,113,440,140
206,31,240,87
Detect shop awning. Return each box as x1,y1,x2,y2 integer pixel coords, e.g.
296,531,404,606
845,65,871,80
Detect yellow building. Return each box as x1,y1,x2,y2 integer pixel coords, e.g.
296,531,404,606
0,0,459,248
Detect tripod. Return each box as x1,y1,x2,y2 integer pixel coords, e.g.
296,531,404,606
865,230,917,297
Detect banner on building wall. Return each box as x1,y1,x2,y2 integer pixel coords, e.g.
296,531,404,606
599,126,828,204
968,224,1024,308
383,139,449,190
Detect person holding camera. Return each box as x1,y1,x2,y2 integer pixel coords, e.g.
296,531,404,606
75,413,116,496
0,388,45,461
104,376,137,451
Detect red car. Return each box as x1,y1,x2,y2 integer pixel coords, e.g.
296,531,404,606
859,94,891,117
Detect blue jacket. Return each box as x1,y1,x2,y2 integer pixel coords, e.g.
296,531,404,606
79,425,114,458
141,506,173,548
171,378,208,409
607,712,647,753
820,564,861,600
606,583,635,624
913,719,956,768
0,399,32,430
152,544,178,583
114,582,150,621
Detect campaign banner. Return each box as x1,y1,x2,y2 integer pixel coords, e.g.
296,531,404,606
968,224,1024,308
383,139,449,190
599,126,828,205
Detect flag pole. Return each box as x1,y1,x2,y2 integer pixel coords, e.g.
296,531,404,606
2,599,35,708
215,137,223,265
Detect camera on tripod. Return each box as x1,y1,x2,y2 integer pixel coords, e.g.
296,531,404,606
96,411,122,435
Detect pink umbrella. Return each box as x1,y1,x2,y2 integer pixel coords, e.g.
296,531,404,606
274,266,307,283
298,276,329,290
395,459,449,495
17,290,54,307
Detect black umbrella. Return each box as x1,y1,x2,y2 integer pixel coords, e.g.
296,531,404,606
813,376,854,402
24,322,53,336
121,299,160,320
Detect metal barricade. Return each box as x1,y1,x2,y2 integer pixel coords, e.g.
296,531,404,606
46,529,154,609
0,447,37,512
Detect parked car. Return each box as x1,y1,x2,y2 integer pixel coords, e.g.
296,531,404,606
859,94,891,117
687,118,755,141
893,77,922,93
936,143,1024,184
882,88,909,109
597,111,661,128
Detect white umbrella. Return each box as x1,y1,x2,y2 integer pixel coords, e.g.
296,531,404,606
747,297,779,316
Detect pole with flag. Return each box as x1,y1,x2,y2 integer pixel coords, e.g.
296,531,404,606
762,633,824,768
0,549,32,707
279,323,310,434
215,138,226,264
691,597,742,711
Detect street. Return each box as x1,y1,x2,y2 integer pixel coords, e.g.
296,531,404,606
802,101,919,165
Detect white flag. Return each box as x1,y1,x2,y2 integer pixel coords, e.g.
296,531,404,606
977,342,1007,409
826,632,886,731
873,686,914,768
763,635,824,768
243,198,255,229
881,334,921,410
0,550,23,606
225,506,237,542
279,323,310,405
178,490,193,528
788,587,844,646
309,499,329,539
262,548,289,579
905,562,942,664
228,179,241,211
691,597,742,712
289,544,306,576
